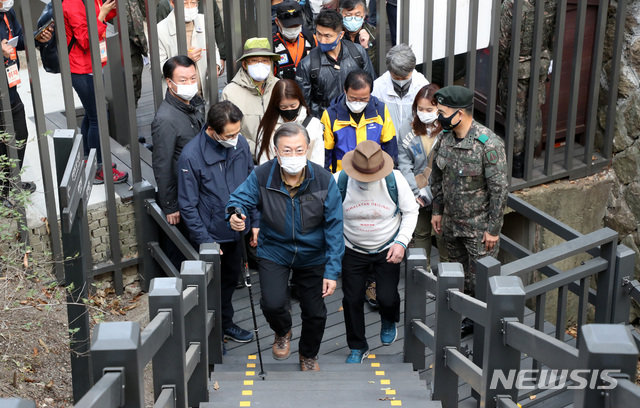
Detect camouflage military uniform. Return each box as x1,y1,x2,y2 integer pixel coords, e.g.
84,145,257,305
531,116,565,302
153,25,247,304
128,0,149,106
430,121,508,295
498,0,556,156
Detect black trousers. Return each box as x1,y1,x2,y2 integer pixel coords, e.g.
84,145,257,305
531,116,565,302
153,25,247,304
257,257,326,358
0,96,28,196
342,247,401,350
219,240,243,330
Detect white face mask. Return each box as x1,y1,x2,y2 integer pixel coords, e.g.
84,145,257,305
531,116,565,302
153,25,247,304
417,110,438,124
247,63,271,82
170,80,198,101
184,6,198,22
346,100,368,114
0,0,14,12
281,25,302,42
218,136,238,148
279,155,307,175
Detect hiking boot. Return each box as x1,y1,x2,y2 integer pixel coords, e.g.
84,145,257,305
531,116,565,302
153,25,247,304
345,348,369,364
272,330,292,360
94,166,129,185
365,281,378,308
300,355,319,371
380,318,397,346
224,324,254,343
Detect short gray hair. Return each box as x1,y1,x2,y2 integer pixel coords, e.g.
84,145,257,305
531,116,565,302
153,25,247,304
273,122,310,149
386,44,416,78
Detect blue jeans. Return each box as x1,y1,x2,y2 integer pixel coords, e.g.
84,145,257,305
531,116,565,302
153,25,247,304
71,73,102,164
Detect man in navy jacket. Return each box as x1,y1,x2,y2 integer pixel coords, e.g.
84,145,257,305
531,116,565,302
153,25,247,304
227,122,344,371
178,101,258,343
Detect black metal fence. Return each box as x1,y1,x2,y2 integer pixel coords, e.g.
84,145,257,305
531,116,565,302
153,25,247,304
403,192,640,407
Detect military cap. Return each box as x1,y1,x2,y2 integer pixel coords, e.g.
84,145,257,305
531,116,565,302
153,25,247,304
276,1,304,27
434,85,474,108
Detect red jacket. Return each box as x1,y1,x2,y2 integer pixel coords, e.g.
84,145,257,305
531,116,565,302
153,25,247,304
63,0,116,74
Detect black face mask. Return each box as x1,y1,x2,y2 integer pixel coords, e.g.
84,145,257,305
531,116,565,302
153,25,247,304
438,109,461,131
279,106,301,122
392,79,412,99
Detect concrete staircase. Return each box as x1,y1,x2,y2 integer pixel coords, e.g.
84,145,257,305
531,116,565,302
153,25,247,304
205,354,441,407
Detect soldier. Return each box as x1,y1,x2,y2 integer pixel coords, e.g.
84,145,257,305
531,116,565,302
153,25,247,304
498,0,556,178
430,86,508,334
128,0,148,106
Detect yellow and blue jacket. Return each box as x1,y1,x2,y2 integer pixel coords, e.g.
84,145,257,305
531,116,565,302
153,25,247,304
321,94,398,172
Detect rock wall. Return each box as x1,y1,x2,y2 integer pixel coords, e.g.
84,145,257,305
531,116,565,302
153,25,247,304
599,0,640,320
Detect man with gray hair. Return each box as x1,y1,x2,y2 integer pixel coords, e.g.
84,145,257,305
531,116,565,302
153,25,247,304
372,44,430,135
226,122,345,372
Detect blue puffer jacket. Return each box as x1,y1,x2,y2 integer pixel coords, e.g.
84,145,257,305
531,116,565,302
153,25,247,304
178,129,258,245
226,159,345,280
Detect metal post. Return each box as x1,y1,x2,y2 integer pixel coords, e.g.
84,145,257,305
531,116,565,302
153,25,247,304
595,238,617,323
199,243,223,365
91,322,144,407
443,0,457,86
432,263,464,407
173,0,188,56
376,0,387,76
202,0,219,104
421,0,433,81
611,245,635,323
181,261,210,406
575,324,639,407
255,0,272,43
484,0,501,129
149,277,188,408
402,248,428,370
144,0,164,110
133,181,160,291
51,0,77,130
14,0,64,282
83,0,124,293
223,0,244,81
480,276,525,407
472,255,501,400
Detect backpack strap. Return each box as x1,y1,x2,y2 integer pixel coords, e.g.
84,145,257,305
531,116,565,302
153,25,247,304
337,170,348,202
302,114,312,128
384,171,399,216
309,47,324,104
342,40,365,70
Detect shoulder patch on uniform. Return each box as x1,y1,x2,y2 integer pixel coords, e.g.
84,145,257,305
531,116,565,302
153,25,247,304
486,149,499,165
477,134,489,144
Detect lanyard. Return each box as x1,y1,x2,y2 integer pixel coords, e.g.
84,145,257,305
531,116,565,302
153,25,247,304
3,13,13,40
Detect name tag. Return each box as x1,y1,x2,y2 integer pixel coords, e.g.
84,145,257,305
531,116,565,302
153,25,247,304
99,40,107,64
6,63,20,88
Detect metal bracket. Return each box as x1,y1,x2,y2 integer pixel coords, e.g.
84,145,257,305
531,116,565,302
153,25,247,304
102,367,125,407
501,318,519,346
158,308,174,336
161,384,177,405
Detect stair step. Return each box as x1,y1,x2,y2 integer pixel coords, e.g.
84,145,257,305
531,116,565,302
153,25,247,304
212,370,421,382
221,352,406,365
215,361,417,373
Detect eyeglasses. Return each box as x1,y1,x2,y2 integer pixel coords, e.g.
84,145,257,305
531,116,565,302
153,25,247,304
246,57,272,65
343,14,364,20
278,148,307,157
346,96,370,103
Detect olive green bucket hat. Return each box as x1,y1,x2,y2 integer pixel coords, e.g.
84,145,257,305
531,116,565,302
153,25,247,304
237,37,279,62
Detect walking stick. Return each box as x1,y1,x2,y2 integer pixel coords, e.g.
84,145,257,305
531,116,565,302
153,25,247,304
233,208,266,380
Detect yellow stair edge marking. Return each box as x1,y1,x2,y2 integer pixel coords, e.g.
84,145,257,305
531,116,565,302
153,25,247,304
240,402,251,407
390,400,402,406
371,362,381,367
367,354,376,359
242,390,253,396
246,363,256,368
385,389,397,395
248,355,257,360
245,371,255,376
375,370,385,376
380,379,391,385
243,380,254,386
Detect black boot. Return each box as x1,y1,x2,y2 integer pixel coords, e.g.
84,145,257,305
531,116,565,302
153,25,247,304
512,152,524,179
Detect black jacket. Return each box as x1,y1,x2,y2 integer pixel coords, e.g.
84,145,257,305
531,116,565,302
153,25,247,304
0,10,24,106
296,40,376,118
151,90,205,213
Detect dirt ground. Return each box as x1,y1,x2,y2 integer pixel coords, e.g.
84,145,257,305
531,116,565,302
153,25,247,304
0,256,150,408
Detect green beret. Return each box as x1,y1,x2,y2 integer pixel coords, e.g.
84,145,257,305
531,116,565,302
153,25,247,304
434,85,474,108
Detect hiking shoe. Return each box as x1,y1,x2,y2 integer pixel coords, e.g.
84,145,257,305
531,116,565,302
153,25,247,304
380,319,397,346
224,324,253,343
365,281,378,308
272,330,292,360
94,166,129,185
299,355,319,371
345,348,369,364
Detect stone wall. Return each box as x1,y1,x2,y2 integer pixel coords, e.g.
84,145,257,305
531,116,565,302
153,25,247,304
28,199,138,272
599,0,640,320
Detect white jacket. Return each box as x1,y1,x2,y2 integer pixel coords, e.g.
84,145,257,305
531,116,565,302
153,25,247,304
335,169,419,253
372,70,430,138
157,11,221,97
255,106,325,167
